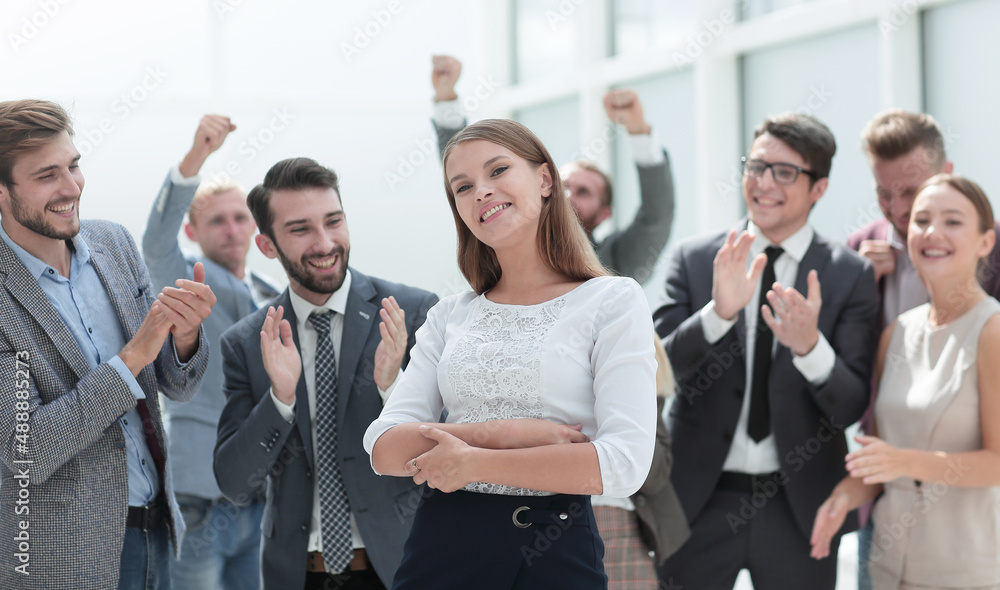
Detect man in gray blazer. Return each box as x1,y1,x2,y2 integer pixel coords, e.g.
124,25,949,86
430,55,675,284
654,113,879,589
143,115,281,590
0,99,214,589
214,157,438,590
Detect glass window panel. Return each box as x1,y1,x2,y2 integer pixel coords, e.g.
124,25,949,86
613,0,698,57
742,0,822,20
515,98,582,168
742,25,880,243
513,0,580,83
924,0,1000,200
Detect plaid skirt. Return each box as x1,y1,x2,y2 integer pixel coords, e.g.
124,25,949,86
594,505,659,590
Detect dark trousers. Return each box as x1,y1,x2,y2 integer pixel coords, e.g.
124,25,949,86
658,483,838,590
304,569,386,590
393,490,606,590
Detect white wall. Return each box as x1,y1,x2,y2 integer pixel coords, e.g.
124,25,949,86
4,0,501,298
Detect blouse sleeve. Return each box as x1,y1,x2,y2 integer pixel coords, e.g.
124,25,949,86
363,293,461,461
590,278,658,498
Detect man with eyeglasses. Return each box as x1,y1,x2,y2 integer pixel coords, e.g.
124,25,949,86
653,112,878,589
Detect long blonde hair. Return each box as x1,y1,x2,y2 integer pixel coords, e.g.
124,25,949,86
442,119,608,294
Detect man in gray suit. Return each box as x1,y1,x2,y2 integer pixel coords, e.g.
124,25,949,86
0,99,215,589
143,114,281,590
431,55,675,284
214,157,438,590
653,112,879,589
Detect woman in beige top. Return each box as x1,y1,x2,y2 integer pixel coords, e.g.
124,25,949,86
810,174,1000,589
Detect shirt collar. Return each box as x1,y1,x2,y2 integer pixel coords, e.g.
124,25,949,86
0,222,91,280
288,269,352,325
746,220,813,263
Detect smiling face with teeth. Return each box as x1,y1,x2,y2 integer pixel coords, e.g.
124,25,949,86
908,181,994,283
743,133,828,245
0,130,84,250
445,139,553,252
255,186,350,306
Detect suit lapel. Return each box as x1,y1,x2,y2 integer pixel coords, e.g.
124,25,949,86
337,271,377,428
0,238,92,380
89,243,140,341
794,234,830,295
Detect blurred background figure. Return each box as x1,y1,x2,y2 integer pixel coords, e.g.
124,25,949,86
812,174,1000,590
143,114,281,590
431,54,675,284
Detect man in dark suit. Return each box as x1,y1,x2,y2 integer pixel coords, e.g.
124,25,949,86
143,114,281,590
654,112,879,589
0,99,215,589
214,157,438,590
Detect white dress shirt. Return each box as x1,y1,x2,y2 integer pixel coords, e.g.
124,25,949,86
699,223,836,474
268,271,391,556
364,276,657,499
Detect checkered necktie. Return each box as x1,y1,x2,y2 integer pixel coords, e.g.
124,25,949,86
308,310,353,572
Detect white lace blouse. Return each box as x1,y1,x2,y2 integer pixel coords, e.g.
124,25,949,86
363,276,657,498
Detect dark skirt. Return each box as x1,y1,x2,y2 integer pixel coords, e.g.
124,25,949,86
392,489,607,590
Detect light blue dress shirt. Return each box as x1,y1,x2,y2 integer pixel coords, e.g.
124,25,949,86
0,224,161,506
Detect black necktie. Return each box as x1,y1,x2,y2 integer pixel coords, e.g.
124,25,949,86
748,246,784,443
308,311,353,572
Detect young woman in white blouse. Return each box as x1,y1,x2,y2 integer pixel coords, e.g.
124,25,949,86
364,119,657,589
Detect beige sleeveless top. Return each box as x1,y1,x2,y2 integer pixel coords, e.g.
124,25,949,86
871,296,1000,589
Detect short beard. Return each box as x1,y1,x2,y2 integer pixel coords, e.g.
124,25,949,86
273,240,349,296
8,185,79,241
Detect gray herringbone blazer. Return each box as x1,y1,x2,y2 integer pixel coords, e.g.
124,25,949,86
0,220,208,589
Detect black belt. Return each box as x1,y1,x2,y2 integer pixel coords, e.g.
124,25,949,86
127,500,167,530
716,471,784,495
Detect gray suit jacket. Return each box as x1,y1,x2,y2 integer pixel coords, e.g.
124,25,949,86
143,172,280,499
0,220,208,589
653,222,879,542
214,270,438,590
434,120,675,283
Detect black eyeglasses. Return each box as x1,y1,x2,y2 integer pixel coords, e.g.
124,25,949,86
741,157,817,185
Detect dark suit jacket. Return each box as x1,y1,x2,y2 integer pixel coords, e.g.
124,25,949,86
0,220,208,589
634,396,690,564
214,269,438,590
653,222,878,541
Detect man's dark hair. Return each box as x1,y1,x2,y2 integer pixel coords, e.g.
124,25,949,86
754,112,837,182
246,157,341,238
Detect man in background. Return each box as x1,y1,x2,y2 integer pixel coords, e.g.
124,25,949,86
847,108,1000,590
143,114,280,590
431,54,675,284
